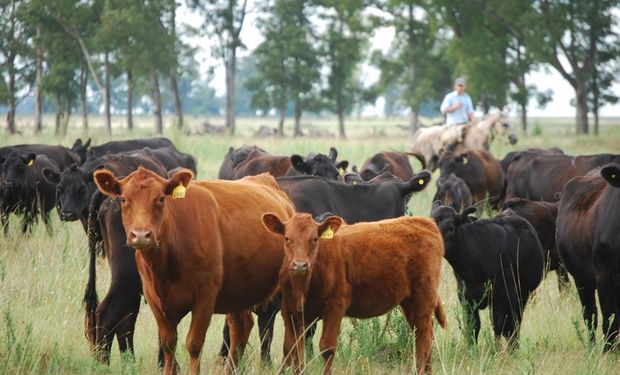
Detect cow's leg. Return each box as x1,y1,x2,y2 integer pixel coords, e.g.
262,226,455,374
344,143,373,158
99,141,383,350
458,291,481,346
491,290,523,351
305,320,318,359
217,321,231,363
186,299,216,375
225,311,254,373
556,265,571,292
319,305,345,375
597,285,619,351
281,305,304,374
401,298,434,375
575,282,598,344
158,321,178,375
257,297,280,363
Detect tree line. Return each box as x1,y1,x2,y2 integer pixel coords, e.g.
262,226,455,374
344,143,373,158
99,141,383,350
1,0,618,137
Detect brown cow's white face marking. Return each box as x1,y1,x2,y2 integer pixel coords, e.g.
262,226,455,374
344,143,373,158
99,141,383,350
94,166,193,251
263,213,343,276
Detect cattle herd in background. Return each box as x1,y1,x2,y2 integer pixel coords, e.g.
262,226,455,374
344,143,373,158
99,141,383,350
0,135,618,374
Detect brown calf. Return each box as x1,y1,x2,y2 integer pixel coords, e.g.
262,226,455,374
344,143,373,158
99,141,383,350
263,213,446,374
94,167,294,374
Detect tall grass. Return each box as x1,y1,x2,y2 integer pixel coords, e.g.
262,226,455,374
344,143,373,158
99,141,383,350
0,115,619,373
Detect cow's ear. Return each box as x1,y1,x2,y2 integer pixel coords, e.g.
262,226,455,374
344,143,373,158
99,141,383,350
336,160,348,175
26,153,36,167
93,169,122,198
262,213,285,235
403,171,431,193
290,155,311,174
329,147,338,162
317,216,343,240
431,200,442,216
84,138,91,148
457,155,468,165
601,165,620,187
460,206,478,222
165,168,193,197
42,168,61,184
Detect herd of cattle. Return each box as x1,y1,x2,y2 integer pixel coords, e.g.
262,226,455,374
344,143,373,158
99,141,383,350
0,136,619,374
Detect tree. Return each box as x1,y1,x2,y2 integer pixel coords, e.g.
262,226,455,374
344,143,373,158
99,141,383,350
247,0,320,136
190,0,249,135
317,0,370,138
460,0,620,134
373,0,451,133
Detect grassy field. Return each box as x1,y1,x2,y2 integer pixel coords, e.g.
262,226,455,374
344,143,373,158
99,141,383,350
0,114,619,374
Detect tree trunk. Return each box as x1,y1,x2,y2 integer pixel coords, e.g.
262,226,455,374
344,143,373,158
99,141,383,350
54,95,62,135
169,1,183,129
520,102,527,134
293,97,302,137
62,96,72,136
225,48,237,135
575,77,589,134
6,63,16,134
127,70,133,131
277,107,285,137
337,94,346,138
80,64,88,129
34,25,43,135
592,69,599,136
409,109,418,137
104,49,111,136
152,72,163,135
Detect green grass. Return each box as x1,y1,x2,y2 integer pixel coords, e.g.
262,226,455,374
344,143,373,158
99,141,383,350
0,114,619,374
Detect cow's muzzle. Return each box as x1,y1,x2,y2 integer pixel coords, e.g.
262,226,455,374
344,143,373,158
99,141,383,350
508,134,518,145
59,211,79,221
129,229,155,249
290,260,309,275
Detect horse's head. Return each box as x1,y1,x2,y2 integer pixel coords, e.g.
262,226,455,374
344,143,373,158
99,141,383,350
489,112,518,145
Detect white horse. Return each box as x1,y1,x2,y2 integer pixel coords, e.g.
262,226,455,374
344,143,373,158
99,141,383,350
411,112,517,170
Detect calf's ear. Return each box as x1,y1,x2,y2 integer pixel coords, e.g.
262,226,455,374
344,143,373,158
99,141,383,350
165,168,194,196
317,216,343,239
84,138,91,148
430,200,442,216
601,165,620,187
329,147,338,162
42,168,61,184
262,213,285,235
26,153,36,167
290,155,311,174
336,160,348,174
93,169,122,198
403,171,432,193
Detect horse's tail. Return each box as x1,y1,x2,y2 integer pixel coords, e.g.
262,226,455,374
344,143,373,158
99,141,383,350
84,191,106,349
404,151,427,170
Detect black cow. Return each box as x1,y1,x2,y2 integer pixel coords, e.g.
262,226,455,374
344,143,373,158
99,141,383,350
42,153,167,231
71,137,176,164
0,152,60,233
505,153,620,202
285,147,349,180
83,163,168,365
556,164,620,350
0,143,80,170
219,170,432,362
127,147,197,175
501,198,569,291
433,173,473,212
499,147,564,174
431,201,544,348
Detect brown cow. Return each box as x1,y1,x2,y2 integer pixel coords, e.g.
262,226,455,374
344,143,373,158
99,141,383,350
262,213,446,374
358,151,425,181
93,167,294,374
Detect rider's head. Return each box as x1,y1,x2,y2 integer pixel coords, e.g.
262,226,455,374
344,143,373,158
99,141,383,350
454,77,466,95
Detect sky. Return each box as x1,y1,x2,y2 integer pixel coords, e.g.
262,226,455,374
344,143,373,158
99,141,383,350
179,4,620,118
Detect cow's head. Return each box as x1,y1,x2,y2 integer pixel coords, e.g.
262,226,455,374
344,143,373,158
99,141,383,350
431,201,477,242
395,171,431,205
262,212,343,276
43,164,92,221
290,147,348,180
71,138,91,164
2,152,37,189
94,166,193,250
601,164,620,188
434,173,473,213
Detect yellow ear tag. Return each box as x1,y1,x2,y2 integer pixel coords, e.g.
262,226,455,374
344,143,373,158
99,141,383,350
462,157,468,165
418,178,425,186
27,159,34,167
612,174,617,179
339,168,345,176
171,182,186,199
320,226,334,239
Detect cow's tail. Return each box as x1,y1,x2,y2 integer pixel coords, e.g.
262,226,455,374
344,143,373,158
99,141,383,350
84,191,105,349
435,297,447,329
404,151,427,170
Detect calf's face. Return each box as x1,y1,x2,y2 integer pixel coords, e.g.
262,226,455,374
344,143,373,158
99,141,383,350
2,153,36,188
263,213,343,275
43,165,89,221
94,167,193,250
431,201,477,241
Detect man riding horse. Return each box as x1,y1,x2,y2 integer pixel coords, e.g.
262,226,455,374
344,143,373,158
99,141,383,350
439,77,476,146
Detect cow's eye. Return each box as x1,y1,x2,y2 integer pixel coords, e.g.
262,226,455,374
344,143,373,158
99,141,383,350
284,236,289,241
157,196,165,206
120,197,127,205
312,237,318,243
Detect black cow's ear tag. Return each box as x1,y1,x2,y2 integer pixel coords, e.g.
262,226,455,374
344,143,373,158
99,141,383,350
462,157,468,165
27,159,34,167
171,182,186,199
320,226,334,239
418,178,425,186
